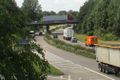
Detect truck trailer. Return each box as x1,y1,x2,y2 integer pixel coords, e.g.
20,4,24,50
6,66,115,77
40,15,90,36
96,45,120,75
63,27,74,40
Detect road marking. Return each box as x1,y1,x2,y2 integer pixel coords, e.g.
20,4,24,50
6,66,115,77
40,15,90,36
84,67,115,80
68,75,72,80
45,51,115,80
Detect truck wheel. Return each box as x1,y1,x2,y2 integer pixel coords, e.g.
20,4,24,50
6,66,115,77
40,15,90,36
90,45,93,47
104,65,110,74
101,64,105,73
105,69,109,74
115,70,119,76
98,63,103,72
99,67,102,72
102,68,105,73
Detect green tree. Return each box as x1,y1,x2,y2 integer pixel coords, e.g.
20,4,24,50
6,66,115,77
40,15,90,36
22,0,42,21
43,11,56,16
75,0,120,40
0,0,48,80
58,10,67,15
75,0,96,34
68,10,78,19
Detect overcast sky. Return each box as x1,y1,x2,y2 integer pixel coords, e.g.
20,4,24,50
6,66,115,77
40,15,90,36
15,0,87,12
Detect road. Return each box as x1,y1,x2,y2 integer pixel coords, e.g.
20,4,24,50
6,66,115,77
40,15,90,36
52,28,94,50
35,36,119,80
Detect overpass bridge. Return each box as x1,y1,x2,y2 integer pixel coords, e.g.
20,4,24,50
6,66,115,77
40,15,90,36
27,15,79,33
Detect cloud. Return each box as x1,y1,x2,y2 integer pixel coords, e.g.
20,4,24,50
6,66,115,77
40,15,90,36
15,0,87,12
15,0,23,7
39,0,87,12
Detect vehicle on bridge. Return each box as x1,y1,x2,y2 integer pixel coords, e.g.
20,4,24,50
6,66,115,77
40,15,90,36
63,27,74,40
43,15,73,23
96,44,120,75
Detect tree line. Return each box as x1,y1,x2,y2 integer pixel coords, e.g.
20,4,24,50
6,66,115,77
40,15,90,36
75,0,120,40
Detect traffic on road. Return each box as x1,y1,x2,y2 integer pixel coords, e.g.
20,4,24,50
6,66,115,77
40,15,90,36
35,36,120,80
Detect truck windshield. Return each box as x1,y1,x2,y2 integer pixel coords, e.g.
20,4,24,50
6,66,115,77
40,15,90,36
91,38,97,42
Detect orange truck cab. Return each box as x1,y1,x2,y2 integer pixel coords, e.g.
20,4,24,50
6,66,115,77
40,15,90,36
85,36,98,46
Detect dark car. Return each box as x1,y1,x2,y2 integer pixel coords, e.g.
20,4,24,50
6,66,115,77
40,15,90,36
71,37,77,43
53,34,58,38
39,32,43,35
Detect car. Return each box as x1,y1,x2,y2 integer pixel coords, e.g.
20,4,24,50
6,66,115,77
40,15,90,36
29,30,34,34
52,34,58,38
39,32,43,35
71,37,77,43
29,30,35,37
34,32,40,36
34,32,43,36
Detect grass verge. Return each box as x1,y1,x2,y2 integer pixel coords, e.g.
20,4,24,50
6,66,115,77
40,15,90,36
48,65,64,76
44,34,95,59
50,25,62,31
75,34,86,43
33,62,63,76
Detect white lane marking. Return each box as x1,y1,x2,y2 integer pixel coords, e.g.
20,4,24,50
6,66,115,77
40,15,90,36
84,67,115,80
68,75,72,80
45,51,115,80
48,76,66,79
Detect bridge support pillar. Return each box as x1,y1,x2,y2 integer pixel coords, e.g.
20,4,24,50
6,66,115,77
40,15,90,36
46,25,51,34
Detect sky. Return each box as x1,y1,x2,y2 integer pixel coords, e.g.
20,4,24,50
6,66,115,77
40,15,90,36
15,0,88,12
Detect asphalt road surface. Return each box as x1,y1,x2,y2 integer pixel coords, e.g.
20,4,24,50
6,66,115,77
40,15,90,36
35,36,120,80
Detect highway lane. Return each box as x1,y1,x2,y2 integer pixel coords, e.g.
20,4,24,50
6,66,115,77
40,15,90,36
35,36,120,80
52,28,94,50
45,50,112,80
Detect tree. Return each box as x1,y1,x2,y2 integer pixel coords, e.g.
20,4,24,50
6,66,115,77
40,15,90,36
75,0,120,40
58,10,67,15
43,11,56,16
0,0,48,80
68,10,79,19
22,0,42,21
75,0,96,34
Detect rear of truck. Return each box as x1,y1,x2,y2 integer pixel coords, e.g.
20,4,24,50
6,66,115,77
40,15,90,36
63,27,74,40
96,45,120,75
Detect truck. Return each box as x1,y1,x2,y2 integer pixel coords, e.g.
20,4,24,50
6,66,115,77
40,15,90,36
85,36,98,47
42,15,73,22
96,44,120,75
63,27,74,40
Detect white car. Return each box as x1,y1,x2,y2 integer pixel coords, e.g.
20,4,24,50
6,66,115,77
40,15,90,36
34,32,40,36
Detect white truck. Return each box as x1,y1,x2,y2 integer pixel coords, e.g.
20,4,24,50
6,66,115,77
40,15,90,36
96,45,120,75
63,27,74,40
